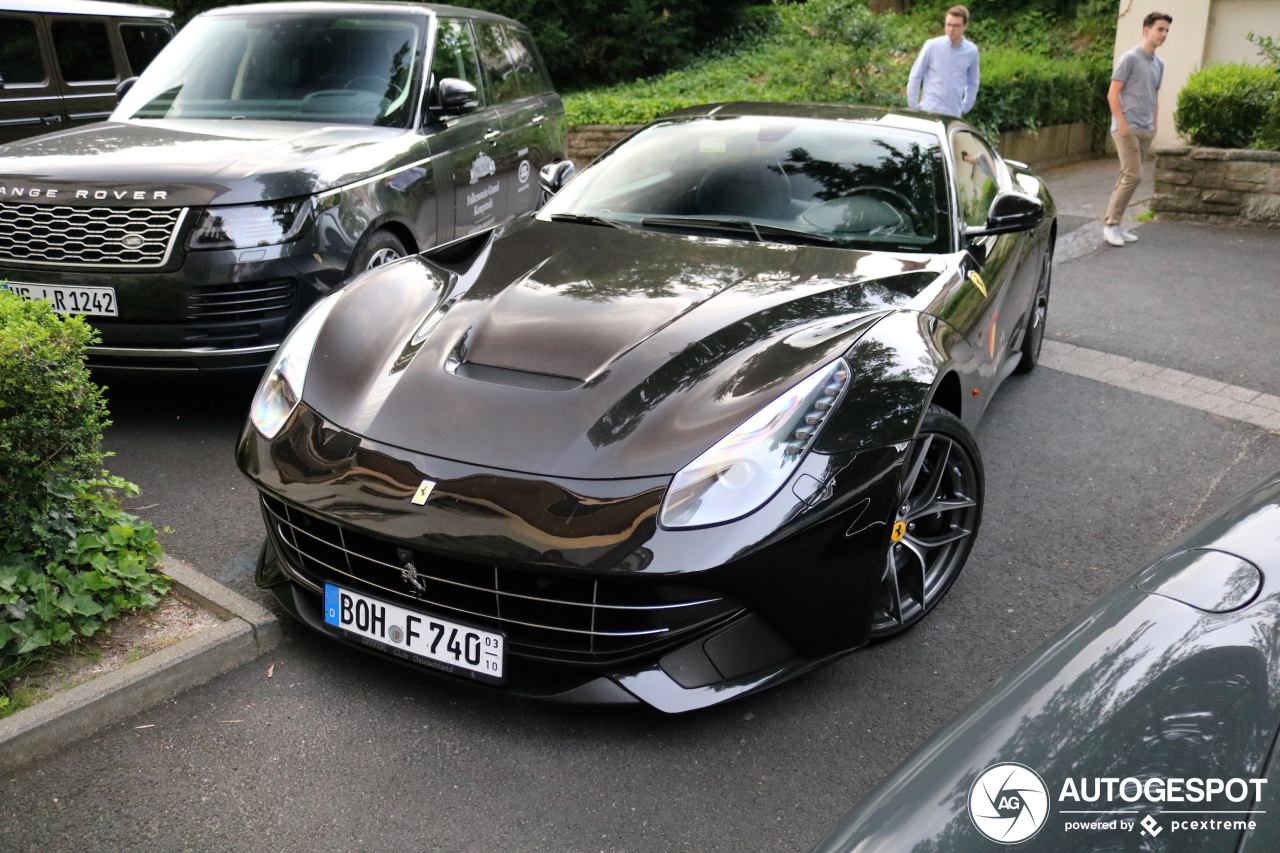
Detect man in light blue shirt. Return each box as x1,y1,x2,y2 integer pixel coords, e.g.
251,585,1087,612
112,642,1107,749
907,6,980,118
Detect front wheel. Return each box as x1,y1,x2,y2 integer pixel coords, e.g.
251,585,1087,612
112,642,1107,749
348,229,407,276
1013,237,1053,374
869,405,984,639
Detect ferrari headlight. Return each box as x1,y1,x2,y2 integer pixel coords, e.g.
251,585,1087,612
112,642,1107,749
659,358,850,529
187,198,315,250
250,292,341,439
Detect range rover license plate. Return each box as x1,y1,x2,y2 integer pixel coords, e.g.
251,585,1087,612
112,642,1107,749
2,282,118,317
323,584,505,681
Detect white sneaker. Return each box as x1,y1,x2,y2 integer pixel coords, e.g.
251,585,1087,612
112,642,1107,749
1103,225,1126,247
1119,228,1138,242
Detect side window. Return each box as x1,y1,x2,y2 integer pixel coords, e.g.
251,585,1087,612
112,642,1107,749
51,18,117,83
430,19,483,98
0,16,46,85
504,26,553,96
473,22,521,104
951,130,1001,228
119,23,172,76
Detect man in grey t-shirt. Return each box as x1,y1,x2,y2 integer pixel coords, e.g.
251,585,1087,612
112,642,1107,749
1104,12,1170,247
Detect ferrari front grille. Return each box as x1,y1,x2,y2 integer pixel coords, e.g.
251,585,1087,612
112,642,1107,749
261,494,742,664
0,203,186,268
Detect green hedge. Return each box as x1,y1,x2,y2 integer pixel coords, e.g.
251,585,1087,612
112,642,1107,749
1175,62,1280,150
0,291,168,668
564,0,1109,137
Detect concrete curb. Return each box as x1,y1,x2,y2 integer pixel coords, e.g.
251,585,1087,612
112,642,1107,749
0,556,279,772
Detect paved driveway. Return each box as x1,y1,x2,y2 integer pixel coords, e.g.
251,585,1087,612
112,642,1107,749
3,169,1279,853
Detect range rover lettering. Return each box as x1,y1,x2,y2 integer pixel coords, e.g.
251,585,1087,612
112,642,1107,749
0,2,566,374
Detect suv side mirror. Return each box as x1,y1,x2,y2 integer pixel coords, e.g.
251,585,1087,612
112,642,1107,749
116,76,138,100
435,78,478,116
538,160,577,199
965,191,1044,238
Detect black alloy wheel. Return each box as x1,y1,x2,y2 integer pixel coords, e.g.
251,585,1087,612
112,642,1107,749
349,229,407,277
1013,237,1053,374
869,406,983,639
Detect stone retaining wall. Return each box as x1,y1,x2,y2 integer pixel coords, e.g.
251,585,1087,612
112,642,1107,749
1152,147,1280,228
566,121,1099,170
566,125,637,168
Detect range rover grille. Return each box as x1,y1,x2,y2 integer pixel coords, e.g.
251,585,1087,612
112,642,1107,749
262,494,742,664
187,280,296,322
0,203,185,267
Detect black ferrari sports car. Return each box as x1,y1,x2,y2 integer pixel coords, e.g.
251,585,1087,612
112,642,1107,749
237,102,1056,711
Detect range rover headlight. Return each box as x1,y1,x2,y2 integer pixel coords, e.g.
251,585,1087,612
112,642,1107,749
659,358,851,529
250,292,341,439
187,198,315,251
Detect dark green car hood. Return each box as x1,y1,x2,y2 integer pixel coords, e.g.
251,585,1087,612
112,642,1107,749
0,119,415,207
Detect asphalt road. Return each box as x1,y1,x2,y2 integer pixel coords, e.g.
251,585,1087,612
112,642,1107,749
3,198,1279,853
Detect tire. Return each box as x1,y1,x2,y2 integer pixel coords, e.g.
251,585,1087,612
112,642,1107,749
348,229,407,277
1013,237,1053,374
869,405,984,639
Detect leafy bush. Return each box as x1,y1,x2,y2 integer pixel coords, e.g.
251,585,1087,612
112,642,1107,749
0,292,107,553
967,49,1111,135
0,291,168,662
565,0,1110,139
1174,62,1280,149
1247,33,1280,151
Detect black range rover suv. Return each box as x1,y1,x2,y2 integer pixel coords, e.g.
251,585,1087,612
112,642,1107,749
0,2,566,374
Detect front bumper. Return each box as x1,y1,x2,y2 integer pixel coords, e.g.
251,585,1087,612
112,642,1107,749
239,403,909,710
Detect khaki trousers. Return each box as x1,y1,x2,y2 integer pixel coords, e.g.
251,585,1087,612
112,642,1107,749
1106,128,1156,226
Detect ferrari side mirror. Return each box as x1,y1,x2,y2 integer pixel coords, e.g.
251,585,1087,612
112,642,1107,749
538,160,577,199
966,192,1044,238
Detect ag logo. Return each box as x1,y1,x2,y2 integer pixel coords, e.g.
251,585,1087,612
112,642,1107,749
122,234,144,248
968,763,1049,844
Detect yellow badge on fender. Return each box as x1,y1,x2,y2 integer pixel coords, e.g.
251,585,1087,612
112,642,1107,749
891,521,907,542
968,271,987,297
411,479,436,506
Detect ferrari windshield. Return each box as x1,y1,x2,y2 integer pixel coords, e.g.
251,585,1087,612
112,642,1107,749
542,117,950,252
113,13,423,127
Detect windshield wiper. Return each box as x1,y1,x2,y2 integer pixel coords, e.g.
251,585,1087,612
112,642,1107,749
640,216,835,245
548,213,628,229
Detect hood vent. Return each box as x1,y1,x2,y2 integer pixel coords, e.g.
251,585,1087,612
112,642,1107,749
452,362,582,392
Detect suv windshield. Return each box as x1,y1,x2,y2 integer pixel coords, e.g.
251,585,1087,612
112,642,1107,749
542,117,950,253
114,13,423,127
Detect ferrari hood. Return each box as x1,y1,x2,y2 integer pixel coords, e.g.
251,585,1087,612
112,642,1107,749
302,217,946,479
0,120,412,207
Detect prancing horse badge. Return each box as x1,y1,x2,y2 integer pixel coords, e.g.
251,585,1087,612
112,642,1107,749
411,479,436,506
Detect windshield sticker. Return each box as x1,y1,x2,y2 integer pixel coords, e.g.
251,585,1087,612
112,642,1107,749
699,137,726,153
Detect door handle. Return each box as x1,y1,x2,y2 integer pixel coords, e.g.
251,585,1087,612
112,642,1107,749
41,114,64,125
483,129,501,142
531,114,546,124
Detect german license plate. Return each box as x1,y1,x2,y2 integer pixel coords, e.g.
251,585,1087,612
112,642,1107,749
323,584,505,682
2,282,118,317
